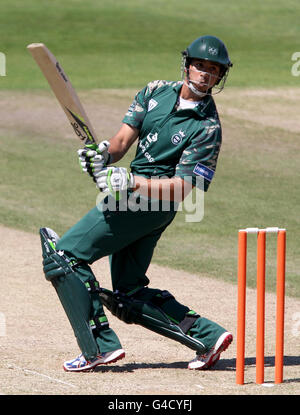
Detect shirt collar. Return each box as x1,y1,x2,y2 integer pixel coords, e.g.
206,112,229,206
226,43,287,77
173,82,215,116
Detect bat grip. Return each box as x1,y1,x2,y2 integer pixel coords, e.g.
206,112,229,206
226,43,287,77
107,169,121,201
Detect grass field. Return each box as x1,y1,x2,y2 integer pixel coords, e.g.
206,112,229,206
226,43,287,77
0,0,300,299
1,0,300,89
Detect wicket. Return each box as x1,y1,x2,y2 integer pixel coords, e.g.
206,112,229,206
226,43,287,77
236,227,286,385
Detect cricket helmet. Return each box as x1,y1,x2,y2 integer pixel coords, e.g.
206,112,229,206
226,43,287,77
181,35,232,94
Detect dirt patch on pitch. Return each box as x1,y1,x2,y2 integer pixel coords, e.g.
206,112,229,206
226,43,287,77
0,87,300,143
215,87,300,133
0,225,299,396
0,89,134,141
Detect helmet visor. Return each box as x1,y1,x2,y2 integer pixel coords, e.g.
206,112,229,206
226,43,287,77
182,57,229,95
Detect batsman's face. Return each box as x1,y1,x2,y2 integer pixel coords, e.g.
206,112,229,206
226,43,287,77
188,59,221,91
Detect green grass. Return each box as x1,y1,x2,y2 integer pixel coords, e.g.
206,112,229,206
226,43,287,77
0,126,136,235
0,0,300,89
0,0,299,298
0,102,299,298
0,132,93,233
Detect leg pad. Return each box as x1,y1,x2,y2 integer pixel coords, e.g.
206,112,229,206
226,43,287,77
40,227,99,360
99,287,205,354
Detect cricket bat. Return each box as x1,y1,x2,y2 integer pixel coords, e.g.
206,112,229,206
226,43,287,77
27,43,97,145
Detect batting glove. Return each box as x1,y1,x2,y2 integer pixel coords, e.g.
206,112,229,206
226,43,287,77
78,140,111,178
95,167,135,193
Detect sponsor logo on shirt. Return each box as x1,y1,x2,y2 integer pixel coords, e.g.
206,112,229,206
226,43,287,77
148,99,158,112
171,130,185,146
193,162,215,182
146,132,158,143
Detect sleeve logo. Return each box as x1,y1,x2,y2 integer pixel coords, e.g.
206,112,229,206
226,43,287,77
193,162,215,182
148,99,158,112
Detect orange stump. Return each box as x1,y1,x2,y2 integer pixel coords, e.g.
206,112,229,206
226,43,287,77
275,230,286,384
236,230,247,385
236,227,286,385
256,230,266,384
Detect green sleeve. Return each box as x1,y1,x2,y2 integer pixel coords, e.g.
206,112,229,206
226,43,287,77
122,80,170,129
175,120,222,192
122,85,148,129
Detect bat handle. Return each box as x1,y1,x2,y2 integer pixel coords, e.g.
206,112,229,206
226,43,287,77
114,191,121,202
85,141,98,149
107,169,121,201
84,142,120,199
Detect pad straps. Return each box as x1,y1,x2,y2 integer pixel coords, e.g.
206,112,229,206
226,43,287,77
89,315,109,332
85,280,110,332
143,289,200,334
151,290,175,306
85,280,100,293
178,310,200,334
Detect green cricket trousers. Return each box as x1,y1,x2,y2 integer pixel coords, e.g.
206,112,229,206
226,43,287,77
56,194,226,354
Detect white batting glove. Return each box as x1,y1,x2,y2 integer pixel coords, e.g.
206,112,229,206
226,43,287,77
95,167,135,193
78,140,111,178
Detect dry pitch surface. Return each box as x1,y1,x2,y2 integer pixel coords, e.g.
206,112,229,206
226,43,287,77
0,89,300,396
0,226,299,396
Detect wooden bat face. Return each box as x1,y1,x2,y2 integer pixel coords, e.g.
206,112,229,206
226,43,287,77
27,43,97,145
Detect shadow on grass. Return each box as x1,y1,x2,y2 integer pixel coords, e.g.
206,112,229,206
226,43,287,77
216,354,300,369
94,361,188,373
94,355,300,381
216,355,300,384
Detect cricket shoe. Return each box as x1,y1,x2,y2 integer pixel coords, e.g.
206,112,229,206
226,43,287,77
188,331,233,370
63,348,125,372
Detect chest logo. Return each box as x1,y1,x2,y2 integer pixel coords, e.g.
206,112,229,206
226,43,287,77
148,99,158,112
171,130,185,146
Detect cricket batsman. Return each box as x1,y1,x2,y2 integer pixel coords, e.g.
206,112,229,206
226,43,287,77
40,35,234,371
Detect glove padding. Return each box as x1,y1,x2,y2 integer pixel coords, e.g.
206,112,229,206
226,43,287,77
95,167,135,193
78,140,111,178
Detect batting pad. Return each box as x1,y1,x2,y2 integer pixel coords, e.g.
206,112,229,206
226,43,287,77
39,228,99,361
99,287,205,354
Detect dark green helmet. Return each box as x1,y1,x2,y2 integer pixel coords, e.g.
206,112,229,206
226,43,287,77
181,35,232,94
183,35,232,69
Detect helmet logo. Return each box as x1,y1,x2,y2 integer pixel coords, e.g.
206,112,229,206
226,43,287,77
208,47,218,56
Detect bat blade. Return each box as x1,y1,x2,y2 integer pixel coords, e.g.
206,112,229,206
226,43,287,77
27,43,97,145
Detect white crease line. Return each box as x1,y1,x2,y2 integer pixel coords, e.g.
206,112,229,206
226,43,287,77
8,364,77,389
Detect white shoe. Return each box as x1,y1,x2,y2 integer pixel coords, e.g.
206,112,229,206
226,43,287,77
63,348,125,372
188,332,233,370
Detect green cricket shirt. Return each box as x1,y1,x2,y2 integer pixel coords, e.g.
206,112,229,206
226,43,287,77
122,80,222,191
